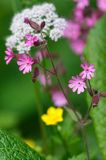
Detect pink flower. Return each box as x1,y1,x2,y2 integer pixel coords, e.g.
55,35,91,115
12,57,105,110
64,21,81,40
51,88,68,107
17,54,34,74
36,51,47,62
25,34,39,47
39,73,51,86
97,0,106,12
85,11,101,28
5,48,14,64
71,39,85,55
80,63,95,79
74,7,84,23
74,0,89,9
68,76,86,94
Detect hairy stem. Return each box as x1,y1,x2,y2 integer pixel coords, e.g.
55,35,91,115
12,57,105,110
38,63,55,75
44,45,80,121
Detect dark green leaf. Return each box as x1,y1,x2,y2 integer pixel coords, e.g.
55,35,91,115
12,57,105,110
84,15,106,159
0,129,45,160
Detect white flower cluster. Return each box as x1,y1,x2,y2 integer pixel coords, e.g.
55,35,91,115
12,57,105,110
6,3,66,53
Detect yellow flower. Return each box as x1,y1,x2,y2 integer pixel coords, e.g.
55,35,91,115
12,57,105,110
24,139,35,149
24,139,42,153
41,106,64,125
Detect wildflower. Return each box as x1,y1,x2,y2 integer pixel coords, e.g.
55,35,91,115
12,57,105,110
80,63,95,80
64,2,103,56
6,3,66,53
17,54,34,74
64,21,81,40
32,67,39,83
97,0,106,12
24,139,35,149
50,28,64,42
51,88,68,107
39,73,51,86
24,139,42,153
74,0,89,9
35,51,47,62
85,10,101,28
68,75,86,94
74,7,84,23
71,39,85,55
5,48,14,64
25,34,39,47
41,106,63,125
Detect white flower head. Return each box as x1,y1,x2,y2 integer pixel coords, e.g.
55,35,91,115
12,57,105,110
6,3,66,54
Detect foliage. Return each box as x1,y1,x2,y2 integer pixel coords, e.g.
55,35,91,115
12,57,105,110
68,153,85,160
0,129,45,160
85,15,106,159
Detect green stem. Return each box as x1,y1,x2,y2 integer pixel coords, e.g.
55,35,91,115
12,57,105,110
33,83,48,150
88,80,94,96
38,63,55,75
45,45,80,121
56,126,71,157
84,102,92,122
80,125,90,160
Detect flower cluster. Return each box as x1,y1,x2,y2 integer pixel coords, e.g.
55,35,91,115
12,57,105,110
41,106,63,125
5,48,36,74
6,3,66,54
74,0,89,9
64,1,103,55
68,63,95,94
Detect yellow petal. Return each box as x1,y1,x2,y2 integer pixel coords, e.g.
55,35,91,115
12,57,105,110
41,107,64,126
47,106,56,115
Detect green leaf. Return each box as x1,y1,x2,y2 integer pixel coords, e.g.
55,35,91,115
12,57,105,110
84,15,106,159
68,153,85,160
0,129,45,160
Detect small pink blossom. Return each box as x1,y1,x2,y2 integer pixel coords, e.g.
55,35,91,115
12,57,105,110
74,7,84,23
80,63,95,79
36,51,47,62
97,0,106,12
25,34,39,47
85,11,101,28
51,88,68,107
5,48,14,64
64,21,81,40
17,54,34,74
68,76,86,94
39,73,51,86
74,0,89,9
71,39,85,55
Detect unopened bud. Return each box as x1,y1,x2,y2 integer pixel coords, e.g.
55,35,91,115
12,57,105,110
24,17,30,24
40,21,45,29
92,95,100,107
32,67,39,83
